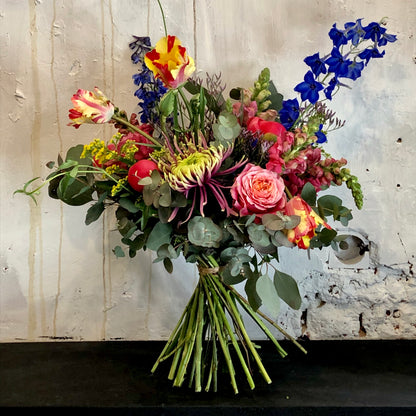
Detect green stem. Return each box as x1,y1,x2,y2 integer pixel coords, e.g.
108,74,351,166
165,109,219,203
16,164,132,203
193,286,205,392
164,291,197,380
205,254,306,355
230,286,307,355
210,274,272,385
152,322,181,370
204,306,218,392
201,276,239,394
156,0,168,37
234,295,287,358
285,186,294,200
173,284,200,387
178,86,194,128
168,313,189,380
111,115,161,148
206,274,255,390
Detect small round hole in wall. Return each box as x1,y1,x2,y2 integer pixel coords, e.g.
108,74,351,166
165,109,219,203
335,234,368,265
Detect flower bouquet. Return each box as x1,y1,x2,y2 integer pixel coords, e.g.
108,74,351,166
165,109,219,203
16,4,396,393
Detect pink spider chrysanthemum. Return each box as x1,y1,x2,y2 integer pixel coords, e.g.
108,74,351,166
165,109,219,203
155,132,246,223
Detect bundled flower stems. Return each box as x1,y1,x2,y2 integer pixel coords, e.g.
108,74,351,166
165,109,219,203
16,2,396,393
150,255,308,393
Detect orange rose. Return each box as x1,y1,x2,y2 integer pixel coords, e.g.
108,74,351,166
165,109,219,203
284,196,330,249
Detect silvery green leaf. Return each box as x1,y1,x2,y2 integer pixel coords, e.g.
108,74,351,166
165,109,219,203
245,272,262,312
188,216,223,248
256,274,280,318
138,177,153,186
146,222,173,251
301,182,317,206
271,230,294,248
283,215,301,230
274,270,301,310
247,223,270,247
262,213,285,231
112,245,125,258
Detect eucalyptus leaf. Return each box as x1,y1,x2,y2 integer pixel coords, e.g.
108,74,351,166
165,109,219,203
158,182,172,207
163,257,174,273
57,174,93,206
157,243,179,260
284,215,301,230
143,185,155,206
138,177,153,186
274,270,302,310
150,169,162,189
218,112,238,128
221,264,246,285
146,222,173,251
317,195,342,217
318,227,338,245
65,144,90,164
212,111,241,144
118,197,140,213
112,245,125,258
301,182,317,207
247,223,270,247
245,272,262,312
220,247,251,263
271,231,294,248
262,214,285,231
188,216,223,248
85,193,107,225
117,217,137,237
157,206,172,223
256,274,280,318
171,191,188,208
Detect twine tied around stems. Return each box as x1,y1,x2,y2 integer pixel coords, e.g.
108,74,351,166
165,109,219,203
197,264,223,276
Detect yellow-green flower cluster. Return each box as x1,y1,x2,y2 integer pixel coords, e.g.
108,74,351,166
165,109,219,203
119,140,139,164
81,138,118,166
111,177,128,197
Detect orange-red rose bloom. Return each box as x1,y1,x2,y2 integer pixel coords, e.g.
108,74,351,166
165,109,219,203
284,196,331,249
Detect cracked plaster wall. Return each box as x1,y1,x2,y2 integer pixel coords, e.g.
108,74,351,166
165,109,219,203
0,0,415,342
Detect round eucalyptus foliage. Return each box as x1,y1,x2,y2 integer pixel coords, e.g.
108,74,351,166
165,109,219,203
188,216,223,248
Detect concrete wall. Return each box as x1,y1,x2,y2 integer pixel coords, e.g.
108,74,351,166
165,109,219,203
1,0,415,342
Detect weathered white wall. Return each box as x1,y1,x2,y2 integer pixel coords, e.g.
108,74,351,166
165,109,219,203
0,0,415,342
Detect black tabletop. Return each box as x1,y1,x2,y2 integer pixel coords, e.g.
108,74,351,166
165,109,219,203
1,339,415,415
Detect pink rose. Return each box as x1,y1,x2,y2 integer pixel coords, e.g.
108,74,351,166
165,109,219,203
231,163,286,217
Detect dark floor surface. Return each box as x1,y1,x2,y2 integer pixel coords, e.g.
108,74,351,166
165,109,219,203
1,339,415,415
